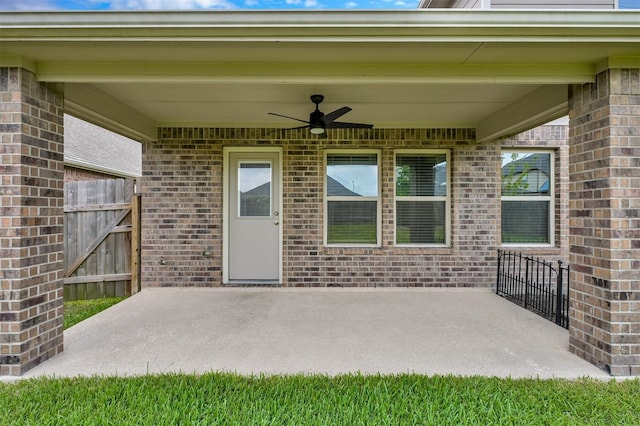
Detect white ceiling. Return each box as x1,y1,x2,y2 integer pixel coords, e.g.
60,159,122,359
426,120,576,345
1,10,639,141
85,82,542,129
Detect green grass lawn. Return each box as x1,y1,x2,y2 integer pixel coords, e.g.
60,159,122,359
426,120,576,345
327,224,377,244
1,374,638,425
64,297,125,329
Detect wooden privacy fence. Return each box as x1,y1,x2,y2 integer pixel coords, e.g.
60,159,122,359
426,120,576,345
64,178,140,300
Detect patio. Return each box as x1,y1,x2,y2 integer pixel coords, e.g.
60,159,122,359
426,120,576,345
18,288,609,380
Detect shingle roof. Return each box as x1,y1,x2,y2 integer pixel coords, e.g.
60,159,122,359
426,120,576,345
327,176,360,196
501,153,550,176
64,114,141,178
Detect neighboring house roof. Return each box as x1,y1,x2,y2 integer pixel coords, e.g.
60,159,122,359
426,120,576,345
501,153,550,177
243,181,270,196
64,114,142,178
327,176,361,196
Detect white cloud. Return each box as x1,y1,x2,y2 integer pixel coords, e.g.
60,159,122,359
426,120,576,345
107,0,236,9
0,0,420,13
0,0,56,10
283,0,318,7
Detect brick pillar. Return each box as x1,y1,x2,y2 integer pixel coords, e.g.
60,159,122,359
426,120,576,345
568,68,640,376
0,68,65,375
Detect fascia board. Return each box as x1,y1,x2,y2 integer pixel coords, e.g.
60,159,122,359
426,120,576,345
64,158,141,179
1,10,640,42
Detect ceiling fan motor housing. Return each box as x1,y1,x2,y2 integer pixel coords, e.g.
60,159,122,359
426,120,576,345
309,109,326,133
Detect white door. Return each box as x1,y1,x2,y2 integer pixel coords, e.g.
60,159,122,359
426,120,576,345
227,151,280,282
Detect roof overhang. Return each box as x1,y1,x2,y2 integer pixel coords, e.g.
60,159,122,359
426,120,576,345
1,10,639,142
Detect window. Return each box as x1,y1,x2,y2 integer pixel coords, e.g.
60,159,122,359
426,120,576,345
395,151,449,246
238,162,272,217
325,151,380,245
501,151,553,245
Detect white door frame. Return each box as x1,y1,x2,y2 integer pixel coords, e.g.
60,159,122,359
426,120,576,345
222,146,283,284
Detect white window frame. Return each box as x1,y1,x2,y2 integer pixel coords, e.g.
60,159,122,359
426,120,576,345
394,149,451,247
501,149,555,247
324,150,382,247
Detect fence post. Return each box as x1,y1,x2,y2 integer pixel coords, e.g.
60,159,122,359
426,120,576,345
556,260,564,326
130,193,141,294
496,250,503,295
565,264,570,328
524,255,530,309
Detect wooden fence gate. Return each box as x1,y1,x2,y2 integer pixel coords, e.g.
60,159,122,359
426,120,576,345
64,178,140,300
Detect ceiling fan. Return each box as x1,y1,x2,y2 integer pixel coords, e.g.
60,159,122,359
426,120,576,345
268,95,373,137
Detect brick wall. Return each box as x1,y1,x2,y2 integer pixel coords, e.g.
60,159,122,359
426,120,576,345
0,68,65,375
141,130,222,287
285,130,494,287
141,126,567,289
569,68,640,376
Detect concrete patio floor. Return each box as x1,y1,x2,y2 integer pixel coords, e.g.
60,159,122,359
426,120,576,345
19,288,610,380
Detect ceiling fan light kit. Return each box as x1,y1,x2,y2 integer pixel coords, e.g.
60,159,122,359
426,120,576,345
269,94,373,136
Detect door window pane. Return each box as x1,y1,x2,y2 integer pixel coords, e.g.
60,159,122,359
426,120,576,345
239,162,271,217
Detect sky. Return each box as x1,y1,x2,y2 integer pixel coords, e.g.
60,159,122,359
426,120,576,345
328,164,378,196
0,0,418,10
1,0,637,11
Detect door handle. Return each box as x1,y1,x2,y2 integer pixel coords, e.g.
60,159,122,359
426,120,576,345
274,220,279,226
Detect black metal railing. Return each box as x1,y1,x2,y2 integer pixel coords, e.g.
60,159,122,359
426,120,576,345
496,250,570,329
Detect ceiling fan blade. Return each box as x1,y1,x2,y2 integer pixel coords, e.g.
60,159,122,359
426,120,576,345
326,121,374,129
284,125,311,130
271,125,310,133
321,107,351,125
268,112,309,125
269,125,310,135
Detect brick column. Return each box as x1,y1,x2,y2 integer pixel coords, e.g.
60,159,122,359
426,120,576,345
0,68,65,375
568,68,640,376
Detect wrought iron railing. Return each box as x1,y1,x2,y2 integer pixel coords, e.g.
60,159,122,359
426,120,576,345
496,250,570,329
